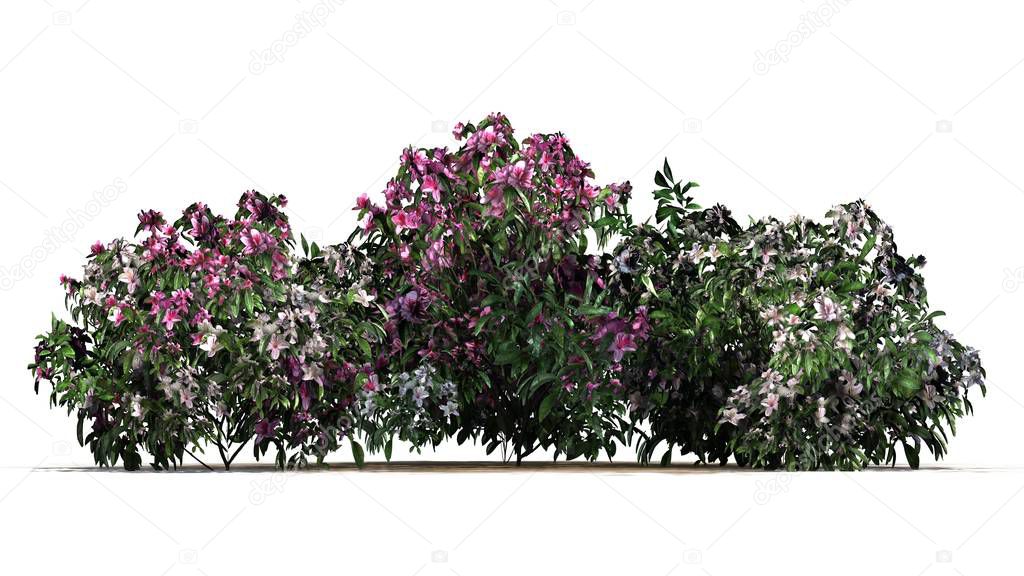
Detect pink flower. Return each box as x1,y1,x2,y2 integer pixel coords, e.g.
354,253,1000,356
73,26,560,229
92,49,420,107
356,193,371,210
762,393,780,417
240,228,271,254
162,309,180,331
90,241,105,255
483,186,505,217
496,160,534,190
391,210,420,232
609,332,637,362
421,174,441,202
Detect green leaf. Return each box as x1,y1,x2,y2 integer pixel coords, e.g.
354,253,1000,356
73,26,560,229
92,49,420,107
654,171,669,189
902,440,920,469
538,394,556,422
894,369,921,398
351,440,365,468
858,235,877,261
641,274,658,298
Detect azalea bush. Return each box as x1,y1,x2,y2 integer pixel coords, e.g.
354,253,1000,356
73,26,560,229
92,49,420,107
350,113,645,463
611,163,985,470
607,163,750,466
30,192,377,470
29,115,985,470
707,200,985,470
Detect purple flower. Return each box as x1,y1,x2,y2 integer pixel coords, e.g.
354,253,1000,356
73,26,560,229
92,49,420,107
398,290,424,322
609,332,637,362
255,418,280,442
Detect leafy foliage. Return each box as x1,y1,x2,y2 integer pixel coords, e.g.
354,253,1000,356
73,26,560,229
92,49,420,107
29,117,985,471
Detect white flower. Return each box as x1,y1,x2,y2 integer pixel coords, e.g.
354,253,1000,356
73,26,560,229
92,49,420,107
835,324,855,348
267,333,289,360
760,307,783,326
118,267,139,292
412,385,429,408
360,396,377,417
130,394,145,419
179,387,196,409
353,288,375,307
158,374,179,400
706,244,723,262
815,398,829,426
302,362,324,385
837,371,862,398
198,331,223,357
249,314,273,342
813,295,841,322
719,407,746,426
83,285,102,305
761,393,780,417
441,400,459,418
873,283,896,298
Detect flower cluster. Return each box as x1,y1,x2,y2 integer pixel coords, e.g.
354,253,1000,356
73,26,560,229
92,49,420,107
357,363,459,454
30,117,984,471
352,113,644,463
609,164,985,470
31,192,377,470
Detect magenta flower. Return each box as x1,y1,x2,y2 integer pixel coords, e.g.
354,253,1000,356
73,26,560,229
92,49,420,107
609,332,637,362
162,309,180,331
421,174,441,202
254,418,280,442
137,209,164,231
107,306,126,327
495,160,534,190
241,228,271,254
391,210,421,232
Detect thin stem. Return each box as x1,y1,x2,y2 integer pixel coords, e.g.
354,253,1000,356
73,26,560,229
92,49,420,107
227,437,251,467
184,448,215,472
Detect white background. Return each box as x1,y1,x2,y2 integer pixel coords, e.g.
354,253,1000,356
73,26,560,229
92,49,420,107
1,1,1022,574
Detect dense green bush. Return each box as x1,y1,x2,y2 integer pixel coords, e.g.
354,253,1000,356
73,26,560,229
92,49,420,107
29,116,985,470
611,164,985,470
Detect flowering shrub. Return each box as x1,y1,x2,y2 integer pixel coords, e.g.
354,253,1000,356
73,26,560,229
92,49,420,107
29,116,985,470
352,113,645,463
30,193,376,469
612,163,986,470
708,200,985,470
607,163,749,466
